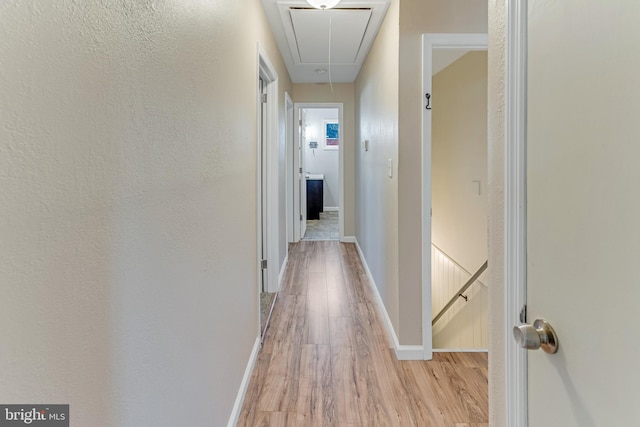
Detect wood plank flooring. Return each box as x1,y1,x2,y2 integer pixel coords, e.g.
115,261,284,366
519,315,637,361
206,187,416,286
238,241,488,427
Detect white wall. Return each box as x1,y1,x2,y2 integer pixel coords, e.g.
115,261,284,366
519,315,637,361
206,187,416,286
355,0,401,338
304,108,339,209
397,0,489,345
0,1,291,425
432,51,488,276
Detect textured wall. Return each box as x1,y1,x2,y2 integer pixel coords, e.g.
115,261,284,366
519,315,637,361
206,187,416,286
397,0,488,346
354,0,401,337
354,0,488,346
0,1,290,425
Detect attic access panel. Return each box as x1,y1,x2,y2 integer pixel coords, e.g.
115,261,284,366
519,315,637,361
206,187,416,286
289,8,372,64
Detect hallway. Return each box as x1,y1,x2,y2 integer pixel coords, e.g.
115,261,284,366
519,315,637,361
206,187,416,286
238,241,488,426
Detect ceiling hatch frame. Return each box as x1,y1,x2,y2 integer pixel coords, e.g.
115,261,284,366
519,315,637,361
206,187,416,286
289,8,372,65
270,1,391,83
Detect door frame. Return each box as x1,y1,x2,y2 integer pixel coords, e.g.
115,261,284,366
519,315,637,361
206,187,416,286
504,0,528,425
256,44,280,303
293,107,307,242
421,33,488,360
291,103,345,242
285,92,294,245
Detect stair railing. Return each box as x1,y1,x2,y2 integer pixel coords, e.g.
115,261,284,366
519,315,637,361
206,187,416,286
432,260,488,326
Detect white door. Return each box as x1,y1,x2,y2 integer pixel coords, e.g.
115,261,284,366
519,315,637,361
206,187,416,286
525,1,640,425
299,109,307,239
259,76,268,293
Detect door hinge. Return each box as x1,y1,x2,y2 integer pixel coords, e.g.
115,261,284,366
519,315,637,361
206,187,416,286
519,304,527,323
299,167,302,173
261,259,267,270
261,93,267,103
299,119,302,126
300,214,303,221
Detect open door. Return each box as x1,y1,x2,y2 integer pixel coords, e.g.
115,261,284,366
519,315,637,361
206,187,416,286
513,1,640,425
293,107,307,241
259,76,268,294
257,45,279,340
299,109,307,240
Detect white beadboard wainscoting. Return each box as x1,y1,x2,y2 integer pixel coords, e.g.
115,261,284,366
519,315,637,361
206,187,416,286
431,245,488,350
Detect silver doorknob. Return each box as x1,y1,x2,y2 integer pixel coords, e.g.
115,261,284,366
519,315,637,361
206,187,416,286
513,318,558,354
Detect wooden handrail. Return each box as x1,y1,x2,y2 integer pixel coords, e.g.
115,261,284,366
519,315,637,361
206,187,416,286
432,260,488,326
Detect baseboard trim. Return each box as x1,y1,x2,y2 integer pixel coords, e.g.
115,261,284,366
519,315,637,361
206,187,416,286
433,348,488,353
341,236,356,243
324,206,339,212
396,345,426,360
227,337,260,427
353,239,425,361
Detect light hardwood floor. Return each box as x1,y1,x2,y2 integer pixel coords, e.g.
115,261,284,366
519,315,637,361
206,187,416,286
238,241,488,427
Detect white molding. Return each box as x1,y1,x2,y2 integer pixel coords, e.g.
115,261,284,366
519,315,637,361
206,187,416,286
337,106,345,243
256,45,267,334
267,83,280,294
341,236,356,243
323,207,339,212
292,103,345,243
226,337,261,427
504,1,529,425
396,345,426,360
257,43,280,295
285,92,294,244
421,33,489,362
272,1,391,83
293,106,303,242
354,239,425,361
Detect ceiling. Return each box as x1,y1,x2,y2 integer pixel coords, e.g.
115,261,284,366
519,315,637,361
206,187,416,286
261,0,391,83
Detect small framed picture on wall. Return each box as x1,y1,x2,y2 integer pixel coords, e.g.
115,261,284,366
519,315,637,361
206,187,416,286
324,121,339,150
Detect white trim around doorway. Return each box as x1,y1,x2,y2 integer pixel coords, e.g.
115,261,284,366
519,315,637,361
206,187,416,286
291,103,345,242
504,0,529,425
257,44,280,295
421,33,489,361
285,92,294,246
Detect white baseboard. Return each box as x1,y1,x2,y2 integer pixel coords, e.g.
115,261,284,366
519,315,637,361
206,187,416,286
341,236,356,243
227,337,261,427
396,345,427,360
228,253,289,425
324,206,339,212
433,348,488,353
353,239,425,361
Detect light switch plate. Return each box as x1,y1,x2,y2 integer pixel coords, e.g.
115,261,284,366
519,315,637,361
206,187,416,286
472,180,481,195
